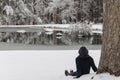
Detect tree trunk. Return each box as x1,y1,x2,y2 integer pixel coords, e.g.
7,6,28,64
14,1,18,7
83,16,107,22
97,0,120,76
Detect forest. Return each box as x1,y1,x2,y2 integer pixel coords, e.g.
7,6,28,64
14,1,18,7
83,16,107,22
0,0,103,25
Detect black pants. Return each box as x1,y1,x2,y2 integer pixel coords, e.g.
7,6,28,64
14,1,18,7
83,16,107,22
70,71,81,78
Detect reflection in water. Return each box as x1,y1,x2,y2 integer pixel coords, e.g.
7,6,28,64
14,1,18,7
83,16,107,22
70,35,102,45
91,35,102,45
0,32,102,45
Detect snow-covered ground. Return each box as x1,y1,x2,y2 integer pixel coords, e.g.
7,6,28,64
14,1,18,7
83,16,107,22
0,24,103,33
0,50,120,80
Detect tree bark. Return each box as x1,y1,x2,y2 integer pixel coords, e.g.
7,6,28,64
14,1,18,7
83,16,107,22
97,0,120,76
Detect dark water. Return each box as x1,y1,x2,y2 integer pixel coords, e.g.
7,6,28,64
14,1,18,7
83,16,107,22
56,35,102,46
77,35,102,45
0,35,102,50
0,32,102,45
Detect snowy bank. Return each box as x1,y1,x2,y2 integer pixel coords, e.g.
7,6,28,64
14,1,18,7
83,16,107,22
0,50,119,80
0,42,101,50
0,50,101,80
92,73,120,80
0,24,102,31
91,24,103,34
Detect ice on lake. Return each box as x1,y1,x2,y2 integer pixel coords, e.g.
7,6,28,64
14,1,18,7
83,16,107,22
0,50,100,80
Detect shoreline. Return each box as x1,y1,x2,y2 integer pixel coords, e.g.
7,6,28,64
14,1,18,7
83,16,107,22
0,42,101,50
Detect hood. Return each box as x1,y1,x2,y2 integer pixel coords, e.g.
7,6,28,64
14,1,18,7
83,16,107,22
78,46,89,58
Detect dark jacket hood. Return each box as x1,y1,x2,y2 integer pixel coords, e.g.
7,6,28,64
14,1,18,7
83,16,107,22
78,46,89,58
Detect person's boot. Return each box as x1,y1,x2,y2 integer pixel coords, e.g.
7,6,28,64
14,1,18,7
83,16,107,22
70,70,73,74
65,70,70,76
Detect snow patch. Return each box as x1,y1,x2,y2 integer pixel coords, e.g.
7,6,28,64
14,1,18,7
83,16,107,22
0,48,118,80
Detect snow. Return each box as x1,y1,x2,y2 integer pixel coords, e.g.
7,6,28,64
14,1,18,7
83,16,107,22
92,30,102,34
0,24,102,29
91,24,103,34
92,24,103,30
0,27,44,32
0,24,70,28
0,49,119,80
16,30,26,33
3,5,14,16
0,24,103,34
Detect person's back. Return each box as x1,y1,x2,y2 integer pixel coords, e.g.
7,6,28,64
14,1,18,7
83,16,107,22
76,56,97,75
65,46,97,78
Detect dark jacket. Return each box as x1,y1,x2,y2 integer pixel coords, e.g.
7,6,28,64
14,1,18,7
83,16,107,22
75,46,97,78
76,56,97,77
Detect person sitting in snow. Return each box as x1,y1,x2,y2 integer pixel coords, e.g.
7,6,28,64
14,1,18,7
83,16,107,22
65,46,97,78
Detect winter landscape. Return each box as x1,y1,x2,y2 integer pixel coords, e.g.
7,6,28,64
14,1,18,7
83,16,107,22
1,0,120,80
0,0,103,46
0,50,120,80
0,0,102,25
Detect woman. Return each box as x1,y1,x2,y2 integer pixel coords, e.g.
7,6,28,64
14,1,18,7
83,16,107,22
65,46,97,78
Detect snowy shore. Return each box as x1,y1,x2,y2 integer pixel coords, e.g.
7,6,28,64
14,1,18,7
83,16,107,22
0,50,120,80
0,50,99,80
0,42,101,50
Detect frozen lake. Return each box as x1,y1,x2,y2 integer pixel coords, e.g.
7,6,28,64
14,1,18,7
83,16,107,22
0,42,101,50
0,50,100,80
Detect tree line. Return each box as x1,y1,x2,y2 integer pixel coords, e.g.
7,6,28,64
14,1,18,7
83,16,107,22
0,0,103,25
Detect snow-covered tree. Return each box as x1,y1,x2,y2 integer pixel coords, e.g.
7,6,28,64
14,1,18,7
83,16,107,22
0,0,102,24
3,4,14,16
45,0,76,23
